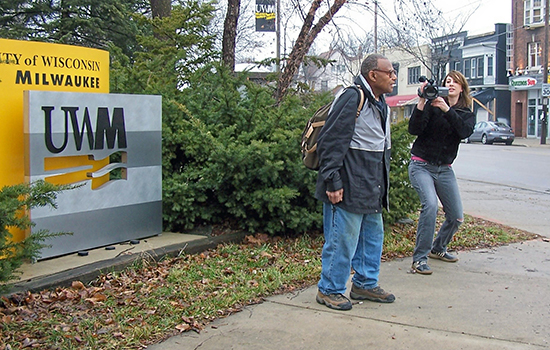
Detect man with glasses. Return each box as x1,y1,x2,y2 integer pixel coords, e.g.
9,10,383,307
315,53,396,310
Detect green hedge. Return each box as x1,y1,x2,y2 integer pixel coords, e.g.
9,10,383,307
161,64,419,234
0,181,72,291
162,65,323,234
386,119,420,224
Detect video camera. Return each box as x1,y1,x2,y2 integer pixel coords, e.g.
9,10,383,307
418,76,449,100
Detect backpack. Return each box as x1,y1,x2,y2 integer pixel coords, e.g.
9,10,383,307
301,86,366,170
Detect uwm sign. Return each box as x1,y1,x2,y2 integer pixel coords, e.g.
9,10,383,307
0,39,109,243
25,91,162,259
42,105,127,153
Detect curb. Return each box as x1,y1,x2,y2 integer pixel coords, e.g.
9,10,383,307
5,231,248,296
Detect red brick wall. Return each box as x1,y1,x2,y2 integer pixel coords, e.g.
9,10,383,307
512,0,548,72
511,0,549,137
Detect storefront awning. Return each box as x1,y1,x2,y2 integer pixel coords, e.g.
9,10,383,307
470,88,495,104
385,94,418,107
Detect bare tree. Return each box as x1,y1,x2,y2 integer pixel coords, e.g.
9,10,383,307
275,0,347,103
377,0,477,83
151,0,171,18
211,0,273,67
217,0,476,101
331,36,375,81
288,1,380,91
222,0,241,70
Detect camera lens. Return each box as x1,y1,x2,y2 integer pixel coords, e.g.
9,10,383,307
423,85,438,99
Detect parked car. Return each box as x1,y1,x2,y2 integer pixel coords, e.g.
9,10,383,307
467,121,515,145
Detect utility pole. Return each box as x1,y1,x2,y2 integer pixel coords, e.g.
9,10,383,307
541,0,549,144
374,0,378,53
275,0,281,73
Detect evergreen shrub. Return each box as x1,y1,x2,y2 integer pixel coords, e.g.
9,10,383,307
0,181,72,291
385,120,420,225
162,64,326,234
162,64,419,235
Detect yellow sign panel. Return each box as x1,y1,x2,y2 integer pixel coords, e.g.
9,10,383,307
0,38,109,240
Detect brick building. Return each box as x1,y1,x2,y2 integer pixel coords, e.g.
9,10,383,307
510,0,549,138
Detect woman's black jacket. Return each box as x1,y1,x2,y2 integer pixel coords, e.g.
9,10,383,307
408,102,475,165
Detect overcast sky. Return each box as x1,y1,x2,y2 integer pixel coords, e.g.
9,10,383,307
245,0,514,61
435,0,512,35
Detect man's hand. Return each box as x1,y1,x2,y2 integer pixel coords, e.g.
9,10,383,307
326,189,343,204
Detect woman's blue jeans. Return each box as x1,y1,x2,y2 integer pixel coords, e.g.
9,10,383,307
408,160,463,263
317,203,384,295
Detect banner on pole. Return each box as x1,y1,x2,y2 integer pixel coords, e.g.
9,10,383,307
255,0,275,32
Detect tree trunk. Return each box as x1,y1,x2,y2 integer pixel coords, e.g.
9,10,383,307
275,0,347,103
150,0,171,18
150,0,171,40
222,0,241,71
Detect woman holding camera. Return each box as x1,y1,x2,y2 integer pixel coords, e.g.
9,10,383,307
408,70,475,275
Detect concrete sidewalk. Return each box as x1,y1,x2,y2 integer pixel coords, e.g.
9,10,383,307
148,240,550,350
514,137,550,148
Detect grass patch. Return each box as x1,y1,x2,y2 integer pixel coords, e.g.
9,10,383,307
0,213,538,349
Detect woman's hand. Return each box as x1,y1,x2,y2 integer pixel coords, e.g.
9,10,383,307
430,96,450,113
416,81,428,110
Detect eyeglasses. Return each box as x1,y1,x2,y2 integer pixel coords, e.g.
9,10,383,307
373,68,397,77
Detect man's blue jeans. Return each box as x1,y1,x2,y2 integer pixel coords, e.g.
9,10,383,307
408,160,463,263
317,203,384,295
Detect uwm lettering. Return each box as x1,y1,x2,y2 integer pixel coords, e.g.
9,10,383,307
15,70,100,88
42,106,127,154
255,4,274,12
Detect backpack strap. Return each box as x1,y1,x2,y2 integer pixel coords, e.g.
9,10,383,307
355,85,365,117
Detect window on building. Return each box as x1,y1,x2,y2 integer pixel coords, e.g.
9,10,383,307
333,64,345,73
524,0,545,25
487,56,494,76
506,25,513,71
471,58,477,78
528,42,542,67
477,57,484,77
464,59,471,78
454,61,461,73
408,66,421,84
321,80,328,91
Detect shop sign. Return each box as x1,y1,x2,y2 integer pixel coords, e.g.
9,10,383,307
509,76,538,90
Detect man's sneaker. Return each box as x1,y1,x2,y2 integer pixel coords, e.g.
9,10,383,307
350,284,395,303
411,260,433,275
316,291,352,310
429,250,458,262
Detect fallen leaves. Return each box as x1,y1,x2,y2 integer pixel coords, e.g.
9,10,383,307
175,316,203,333
0,217,537,349
72,281,85,290
0,232,324,349
85,293,107,305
